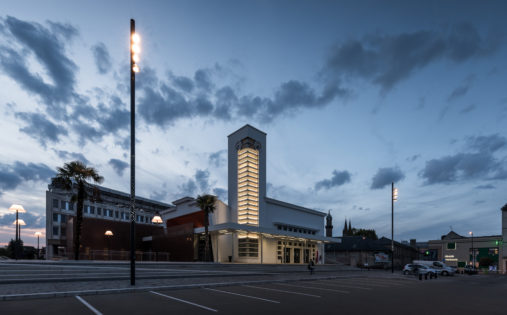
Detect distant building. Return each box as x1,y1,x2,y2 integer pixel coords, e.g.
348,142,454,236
502,205,507,273
325,236,418,268
427,231,501,268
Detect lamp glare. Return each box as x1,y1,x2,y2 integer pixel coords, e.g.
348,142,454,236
133,64,140,73
132,33,140,44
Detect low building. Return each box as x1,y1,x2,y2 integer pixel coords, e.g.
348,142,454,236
428,231,501,269
325,236,418,268
502,205,507,273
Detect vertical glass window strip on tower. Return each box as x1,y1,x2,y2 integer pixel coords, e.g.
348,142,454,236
237,147,259,226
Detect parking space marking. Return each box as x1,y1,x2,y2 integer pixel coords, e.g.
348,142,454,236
350,279,407,286
314,281,372,290
75,295,103,315
150,291,218,312
243,285,321,298
204,288,280,304
274,283,349,294
336,279,393,287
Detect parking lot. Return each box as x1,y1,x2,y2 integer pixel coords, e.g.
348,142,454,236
2,273,506,315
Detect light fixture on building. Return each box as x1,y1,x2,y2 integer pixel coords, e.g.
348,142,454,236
152,212,163,224
105,230,114,236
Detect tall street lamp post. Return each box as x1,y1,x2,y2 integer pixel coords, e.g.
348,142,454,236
34,232,42,259
391,183,398,273
130,18,141,286
469,231,474,267
9,204,26,242
105,230,114,260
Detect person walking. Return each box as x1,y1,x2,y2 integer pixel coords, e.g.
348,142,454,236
308,259,315,275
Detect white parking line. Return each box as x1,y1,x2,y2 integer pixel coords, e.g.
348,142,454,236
348,279,406,286
314,281,372,290
75,295,103,315
243,285,321,298
150,291,218,312
204,288,280,303
274,283,349,294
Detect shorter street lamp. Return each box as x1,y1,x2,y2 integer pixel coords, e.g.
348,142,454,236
152,212,163,224
12,219,26,240
105,230,114,260
34,231,42,259
9,204,26,241
469,231,474,267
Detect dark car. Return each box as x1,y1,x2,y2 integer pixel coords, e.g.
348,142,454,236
464,265,478,275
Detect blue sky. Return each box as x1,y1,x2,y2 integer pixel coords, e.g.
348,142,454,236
1,0,507,247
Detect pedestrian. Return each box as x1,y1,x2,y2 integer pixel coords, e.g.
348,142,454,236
308,259,315,275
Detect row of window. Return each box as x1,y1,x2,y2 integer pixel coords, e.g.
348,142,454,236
52,226,66,236
275,224,316,235
52,210,155,225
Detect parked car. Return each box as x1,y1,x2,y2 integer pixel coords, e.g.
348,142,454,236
403,264,437,276
464,265,478,275
413,260,456,276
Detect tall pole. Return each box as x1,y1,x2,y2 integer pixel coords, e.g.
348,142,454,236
391,182,394,273
16,210,19,241
129,18,136,286
471,233,474,267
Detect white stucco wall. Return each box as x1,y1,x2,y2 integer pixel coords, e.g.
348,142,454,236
264,201,325,235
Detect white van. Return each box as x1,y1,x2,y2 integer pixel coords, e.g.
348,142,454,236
413,260,456,276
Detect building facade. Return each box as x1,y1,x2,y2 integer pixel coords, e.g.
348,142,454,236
428,231,501,269
162,125,339,264
46,183,172,259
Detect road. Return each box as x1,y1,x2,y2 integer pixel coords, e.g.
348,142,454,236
1,264,506,315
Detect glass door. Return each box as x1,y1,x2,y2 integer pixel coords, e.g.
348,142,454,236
284,247,291,263
294,248,301,263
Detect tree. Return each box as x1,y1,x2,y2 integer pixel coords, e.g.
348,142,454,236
196,194,217,261
52,161,103,260
352,228,378,240
7,239,23,259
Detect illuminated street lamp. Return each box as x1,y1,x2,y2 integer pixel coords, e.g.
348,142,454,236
129,18,140,286
105,230,114,260
391,183,398,273
469,231,474,267
152,212,163,224
34,231,42,259
12,219,26,240
9,204,26,241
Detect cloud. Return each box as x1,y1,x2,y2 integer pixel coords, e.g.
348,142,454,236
212,188,227,201
315,170,351,190
352,205,370,211
0,16,78,116
459,104,476,114
0,161,54,194
91,42,112,74
53,150,89,164
195,169,210,192
447,75,475,102
137,64,350,128
406,154,421,162
108,159,128,176
466,134,507,153
420,152,505,184
209,150,226,168
0,212,45,228
371,167,405,189
322,23,501,92
14,112,68,146
475,184,495,190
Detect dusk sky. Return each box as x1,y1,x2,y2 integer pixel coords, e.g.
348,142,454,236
1,0,507,247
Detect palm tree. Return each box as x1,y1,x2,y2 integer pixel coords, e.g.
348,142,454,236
52,161,103,260
196,194,217,261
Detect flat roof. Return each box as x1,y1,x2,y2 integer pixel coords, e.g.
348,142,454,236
195,222,340,243
265,197,326,217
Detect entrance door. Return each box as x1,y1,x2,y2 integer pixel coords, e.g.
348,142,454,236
284,247,291,263
294,248,301,263
304,249,310,263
